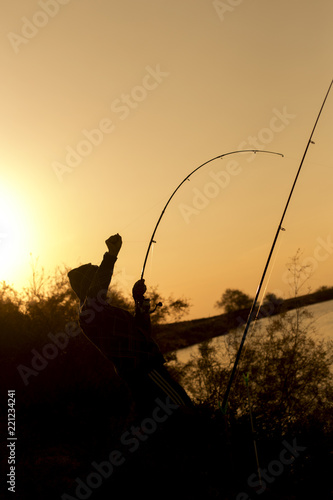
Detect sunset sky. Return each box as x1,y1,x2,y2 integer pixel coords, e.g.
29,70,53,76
1,0,333,320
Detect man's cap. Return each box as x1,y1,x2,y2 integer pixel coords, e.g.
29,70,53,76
68,264,98,301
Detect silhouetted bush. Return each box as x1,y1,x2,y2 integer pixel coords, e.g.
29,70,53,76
1,255,332,499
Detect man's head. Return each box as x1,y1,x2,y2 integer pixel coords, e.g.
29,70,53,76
68,264,98,302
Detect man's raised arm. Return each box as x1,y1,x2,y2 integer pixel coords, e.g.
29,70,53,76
86,234,122,301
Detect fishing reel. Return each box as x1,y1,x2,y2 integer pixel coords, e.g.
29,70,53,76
150,301,163,314
135,298,162,315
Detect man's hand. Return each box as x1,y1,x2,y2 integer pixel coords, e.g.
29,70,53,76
132,279,147,301
105,234,122,257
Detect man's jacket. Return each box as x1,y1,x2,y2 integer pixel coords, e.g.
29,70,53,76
78,252,165,380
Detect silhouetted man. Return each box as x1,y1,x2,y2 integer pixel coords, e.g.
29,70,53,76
68,233,193,417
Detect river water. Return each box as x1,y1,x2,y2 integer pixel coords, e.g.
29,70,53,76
176,299,333,364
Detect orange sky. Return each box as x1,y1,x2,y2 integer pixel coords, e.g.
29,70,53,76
1,1,333,319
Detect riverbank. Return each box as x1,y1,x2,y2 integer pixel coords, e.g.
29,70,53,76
154,288,333,354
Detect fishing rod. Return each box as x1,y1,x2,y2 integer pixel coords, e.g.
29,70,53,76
221,79,333,413
140,149,284,280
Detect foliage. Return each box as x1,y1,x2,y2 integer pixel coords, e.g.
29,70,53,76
147,286,191,324
169,255,333,498
175,253,333,441
1,253,332,498
215,288,253,313
3,259,190,328
263,292,284,309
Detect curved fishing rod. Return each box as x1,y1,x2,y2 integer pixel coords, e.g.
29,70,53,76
141,149,284,280
221,78,333,413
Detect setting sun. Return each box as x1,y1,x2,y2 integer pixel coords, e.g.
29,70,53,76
0,185,32,287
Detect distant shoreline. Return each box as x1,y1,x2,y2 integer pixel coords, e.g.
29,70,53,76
155,288,333,354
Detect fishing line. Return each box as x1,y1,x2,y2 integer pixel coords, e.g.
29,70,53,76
221,78,333,413
225,229,286,403
119,193,174,233
140,149,284,280
254,231,285,323
243,372,262,489
149,240,155,282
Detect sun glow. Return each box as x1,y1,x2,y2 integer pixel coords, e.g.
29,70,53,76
0,186,32,287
